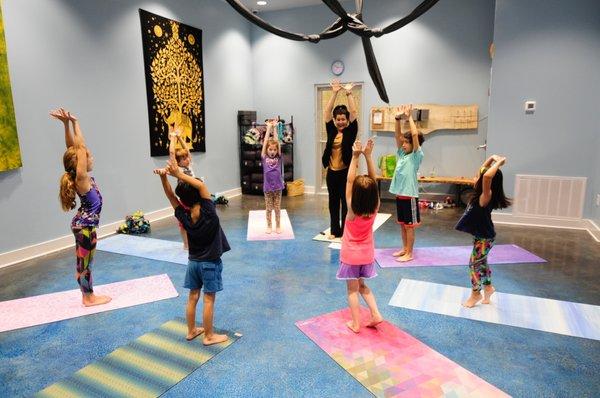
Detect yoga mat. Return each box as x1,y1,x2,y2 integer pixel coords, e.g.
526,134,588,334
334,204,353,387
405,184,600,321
97,234,188,265
296,307,508,397
247,209,295,241
375,244,546,268
0,274,178,333
389,279,600,341
36,318,241,398
313,213,391,243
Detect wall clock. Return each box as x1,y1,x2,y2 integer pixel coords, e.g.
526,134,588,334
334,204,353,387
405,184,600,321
331,60,344,76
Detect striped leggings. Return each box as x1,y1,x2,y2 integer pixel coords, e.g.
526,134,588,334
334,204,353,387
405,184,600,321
73,227,97,294
264,190,282,227
469,237,494,291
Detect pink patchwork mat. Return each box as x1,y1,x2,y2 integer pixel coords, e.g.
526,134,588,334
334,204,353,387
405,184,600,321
0,274,178,333
296,307,509,397
247,209,295,241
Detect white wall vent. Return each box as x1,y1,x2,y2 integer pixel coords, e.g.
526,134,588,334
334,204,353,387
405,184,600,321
514,175,587,219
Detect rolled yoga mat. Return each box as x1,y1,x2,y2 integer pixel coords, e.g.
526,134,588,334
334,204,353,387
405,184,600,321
313,213,391,243
375,244,546,268
0,274,178,333
296,307,508,397
36,317,241,398
247,209,295,241
97,234,188,265
389,279,600,340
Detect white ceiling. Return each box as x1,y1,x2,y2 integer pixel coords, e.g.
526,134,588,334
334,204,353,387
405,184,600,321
238,0,325,12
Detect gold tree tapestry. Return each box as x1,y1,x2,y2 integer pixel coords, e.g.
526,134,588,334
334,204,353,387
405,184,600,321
139,10,205,156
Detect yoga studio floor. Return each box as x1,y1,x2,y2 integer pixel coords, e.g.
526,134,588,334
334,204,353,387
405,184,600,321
1,195,599,397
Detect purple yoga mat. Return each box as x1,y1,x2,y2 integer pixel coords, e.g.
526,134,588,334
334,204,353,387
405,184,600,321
375,244,546,268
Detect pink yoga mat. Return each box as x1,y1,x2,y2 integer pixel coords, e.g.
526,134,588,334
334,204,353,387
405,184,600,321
247,209,295,241
0,274,178,333
296,307,508,397
375,244,546,268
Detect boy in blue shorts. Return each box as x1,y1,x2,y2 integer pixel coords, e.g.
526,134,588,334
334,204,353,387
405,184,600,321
155,160,230,345
389,104,425,262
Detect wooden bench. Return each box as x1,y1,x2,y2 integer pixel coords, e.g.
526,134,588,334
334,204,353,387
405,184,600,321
376,176,475,205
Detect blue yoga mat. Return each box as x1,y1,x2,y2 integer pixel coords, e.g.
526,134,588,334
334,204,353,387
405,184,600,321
97,235,187,265
389,279,600,340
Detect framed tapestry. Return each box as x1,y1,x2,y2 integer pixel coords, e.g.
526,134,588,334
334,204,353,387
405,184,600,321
139,9,205,156
0,2,22,172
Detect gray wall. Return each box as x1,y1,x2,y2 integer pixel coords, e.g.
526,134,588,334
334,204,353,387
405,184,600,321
251,0,496,188
0,0,253,253
487,0,600,218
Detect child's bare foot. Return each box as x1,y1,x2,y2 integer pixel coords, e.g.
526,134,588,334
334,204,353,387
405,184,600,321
482,285,495,304
203,333,229,346
275,226,281,234
346,321,360,333
463,291,483,308
82,294,112,307
186,327,205,341
392,249,406,257
366,314,384,328
266,226,272,234
328,234,337,240
396,253,413,262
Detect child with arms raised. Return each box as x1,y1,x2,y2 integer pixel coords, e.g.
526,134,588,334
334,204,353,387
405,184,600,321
389,104,425,262
168,124,195,249
456,155,510,307
261,119,285,234
337,139,384,333
51,108,111,307
155,160,230,345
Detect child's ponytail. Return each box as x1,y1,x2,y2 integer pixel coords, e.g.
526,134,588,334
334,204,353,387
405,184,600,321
59,172,77,211
60,147,78,211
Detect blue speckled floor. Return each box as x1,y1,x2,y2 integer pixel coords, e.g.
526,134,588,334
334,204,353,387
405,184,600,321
1,195,599,397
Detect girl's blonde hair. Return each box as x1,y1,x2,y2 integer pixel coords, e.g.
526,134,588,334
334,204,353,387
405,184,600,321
266,139,279,151
59,147,78,211
175,148,189,163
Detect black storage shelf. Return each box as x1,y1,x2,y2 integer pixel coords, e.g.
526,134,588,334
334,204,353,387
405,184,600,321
238,111,294,196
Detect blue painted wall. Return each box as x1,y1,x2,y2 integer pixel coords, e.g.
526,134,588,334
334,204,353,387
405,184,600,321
250,0,496,189
487,0,600,219
0,0,254,253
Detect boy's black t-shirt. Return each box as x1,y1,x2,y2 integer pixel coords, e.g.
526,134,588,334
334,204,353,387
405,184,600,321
175,198,231,261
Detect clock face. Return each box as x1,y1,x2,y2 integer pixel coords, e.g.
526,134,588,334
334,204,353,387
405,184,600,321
331,60,344,76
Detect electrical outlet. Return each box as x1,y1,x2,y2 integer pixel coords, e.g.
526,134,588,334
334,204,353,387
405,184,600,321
596,194,600,206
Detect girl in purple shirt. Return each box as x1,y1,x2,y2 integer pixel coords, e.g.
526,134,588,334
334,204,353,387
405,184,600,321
261,119,285,233
51,108,111,307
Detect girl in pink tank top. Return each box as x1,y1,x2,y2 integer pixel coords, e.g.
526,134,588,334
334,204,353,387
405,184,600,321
336,139,384,333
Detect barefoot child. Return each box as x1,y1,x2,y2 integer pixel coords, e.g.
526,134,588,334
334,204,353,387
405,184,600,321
337,139,384,333
455,155,511,308
261,119,284,234
51,108,111,307
389,104,425,262
154,161,230,345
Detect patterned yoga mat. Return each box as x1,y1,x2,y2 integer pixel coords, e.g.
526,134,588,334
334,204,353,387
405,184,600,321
389,279,600,340
0,274,178,333
97,234,188,265
36,318,241,398
375,244,546,268
296,307,508,397
247,209,295,241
